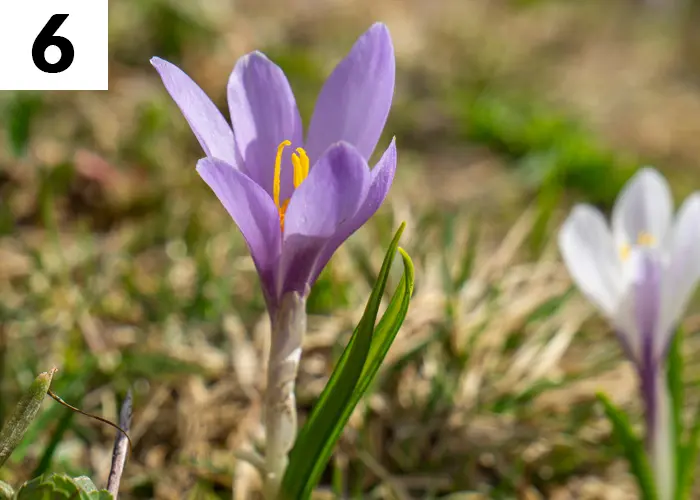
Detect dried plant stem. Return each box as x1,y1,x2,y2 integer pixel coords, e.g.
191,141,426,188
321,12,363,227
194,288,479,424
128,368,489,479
48,390,133,449
263,292,306,499
107,390,133,498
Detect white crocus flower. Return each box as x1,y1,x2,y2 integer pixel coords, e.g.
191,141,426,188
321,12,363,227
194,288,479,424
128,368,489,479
558,167,700,500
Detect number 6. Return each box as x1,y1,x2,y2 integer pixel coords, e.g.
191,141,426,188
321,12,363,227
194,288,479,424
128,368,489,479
32,14,75,74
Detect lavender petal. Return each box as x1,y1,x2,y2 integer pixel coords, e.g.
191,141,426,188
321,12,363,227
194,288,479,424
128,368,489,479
631,249,662,364
611,167,673,249
196,157,281,306
659,193,700,356
304,23,395,165
151,57,238,167
228,51,303,200
558,204,624,320
309,138,397,285
278,142,371,296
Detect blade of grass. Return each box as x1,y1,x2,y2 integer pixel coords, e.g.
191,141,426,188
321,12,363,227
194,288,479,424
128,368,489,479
596,392,657,500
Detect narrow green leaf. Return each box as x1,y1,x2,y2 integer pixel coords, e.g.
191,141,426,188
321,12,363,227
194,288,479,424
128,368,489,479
331,455,344,498
455,217,479,290
678,396,700,499
666,329,684,500
6,93,42,158
281,224,414,499
0,369,55,468
300,264,412,500
353,248,414,399
597,392,658,500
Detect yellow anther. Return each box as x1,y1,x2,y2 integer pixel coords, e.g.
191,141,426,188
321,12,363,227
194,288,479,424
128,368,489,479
637,232,655,247
291,154,302,189
619,232,656,261
273,140,291,209
291,147,310,189
620,243,631,261
296,148,309,179
273,140,310,232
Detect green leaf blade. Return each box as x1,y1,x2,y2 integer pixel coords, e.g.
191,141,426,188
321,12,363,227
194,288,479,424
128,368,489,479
354,247,414,399
596,392,658,500
280,224,414,499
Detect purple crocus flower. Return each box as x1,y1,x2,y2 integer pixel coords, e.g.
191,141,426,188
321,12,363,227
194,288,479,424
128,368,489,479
151,23,396,313
558,168,700,500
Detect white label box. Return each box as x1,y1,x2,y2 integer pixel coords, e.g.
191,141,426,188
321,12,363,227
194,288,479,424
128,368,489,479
0,0,108,90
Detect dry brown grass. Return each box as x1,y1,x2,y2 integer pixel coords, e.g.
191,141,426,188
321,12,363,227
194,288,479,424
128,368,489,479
3,0,700,498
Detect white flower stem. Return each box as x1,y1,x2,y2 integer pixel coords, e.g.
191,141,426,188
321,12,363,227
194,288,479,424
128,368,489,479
263,292,306,499
642,364,675,500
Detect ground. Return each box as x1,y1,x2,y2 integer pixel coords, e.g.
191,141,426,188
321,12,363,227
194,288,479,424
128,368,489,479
2,0,700,498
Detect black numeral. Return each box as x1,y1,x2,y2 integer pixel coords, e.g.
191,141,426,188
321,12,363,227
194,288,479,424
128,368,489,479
32,14,75,74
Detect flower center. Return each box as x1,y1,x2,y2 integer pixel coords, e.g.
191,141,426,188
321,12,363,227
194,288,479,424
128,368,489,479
273,140,310,232
620,231,656,261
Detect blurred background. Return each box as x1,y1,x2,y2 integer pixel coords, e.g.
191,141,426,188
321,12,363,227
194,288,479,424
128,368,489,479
3,0,700,498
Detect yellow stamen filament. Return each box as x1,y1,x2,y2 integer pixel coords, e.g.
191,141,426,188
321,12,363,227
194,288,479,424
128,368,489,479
273,140,291,210
279,199,290,230
273,141,311,231
619,231,656,261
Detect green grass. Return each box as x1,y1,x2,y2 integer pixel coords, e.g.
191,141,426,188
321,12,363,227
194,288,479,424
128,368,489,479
2,0,700,498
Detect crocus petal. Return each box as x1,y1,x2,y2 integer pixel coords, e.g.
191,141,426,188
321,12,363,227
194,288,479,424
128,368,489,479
612,168,673,249
278,142,371,296
659,193,700,352
558,204,624,319
309,138,397,284
613,247,665,365
613,290,641,362
151,57,238,167
196,157,281,305
631,249,662,360
304,23,395,164
227,51,303,199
